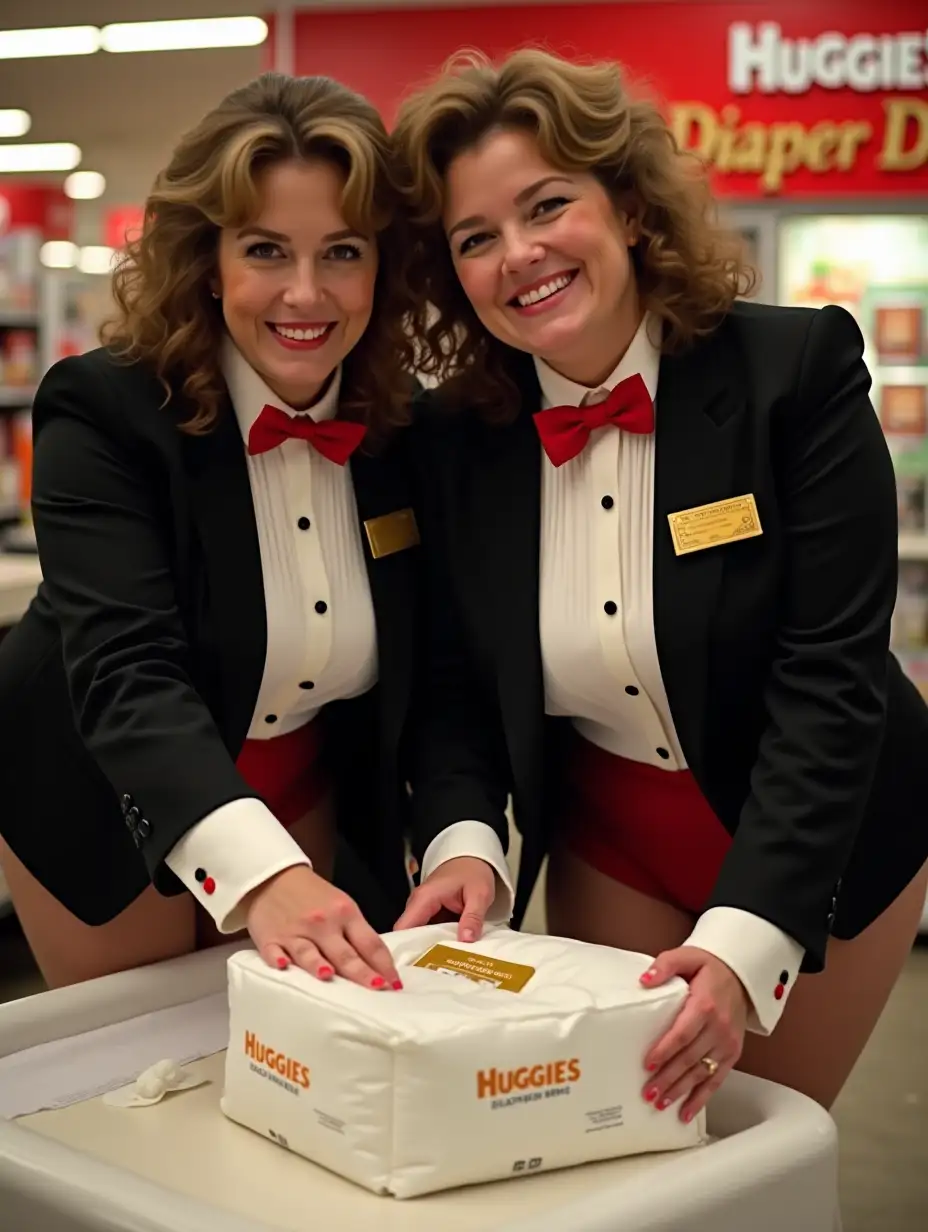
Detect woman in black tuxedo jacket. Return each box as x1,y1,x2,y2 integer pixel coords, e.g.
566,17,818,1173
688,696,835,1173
0,72,429,990
391,49,928,1118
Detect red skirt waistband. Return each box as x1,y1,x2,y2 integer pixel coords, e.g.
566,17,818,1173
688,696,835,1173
561,731,732,915
235,718,329,828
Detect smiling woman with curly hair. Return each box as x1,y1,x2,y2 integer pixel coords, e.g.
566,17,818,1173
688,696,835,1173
0,71,426,994
396,47,755,419
393,47,928,1134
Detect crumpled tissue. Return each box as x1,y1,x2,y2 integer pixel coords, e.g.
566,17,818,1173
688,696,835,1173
103,1059,207,1108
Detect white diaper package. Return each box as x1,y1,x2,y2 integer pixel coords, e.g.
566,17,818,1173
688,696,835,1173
220,924,706,1198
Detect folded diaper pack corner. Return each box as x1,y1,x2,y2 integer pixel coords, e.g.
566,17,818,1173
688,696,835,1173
220,924,706,1198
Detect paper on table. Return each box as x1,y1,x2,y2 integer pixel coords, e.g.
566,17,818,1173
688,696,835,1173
0,992,229,1120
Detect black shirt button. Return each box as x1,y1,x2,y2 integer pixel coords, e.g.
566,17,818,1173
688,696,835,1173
315,600,328,615
601,495,614,509
297,516,310,530
625,685,639,696
603,600,618,616
656,747,670,760
265,714,278,724
195,868,207,883
779,969,790,985
299,680,315,690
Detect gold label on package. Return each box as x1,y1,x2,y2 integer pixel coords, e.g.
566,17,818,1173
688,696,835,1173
363,507,420,559
413,944,536,993
668,494,763,556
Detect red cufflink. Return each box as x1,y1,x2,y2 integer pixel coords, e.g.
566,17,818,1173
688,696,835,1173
195,868,216,896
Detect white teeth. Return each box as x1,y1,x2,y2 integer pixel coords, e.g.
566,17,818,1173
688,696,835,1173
273,324,330,341
516,274,573,307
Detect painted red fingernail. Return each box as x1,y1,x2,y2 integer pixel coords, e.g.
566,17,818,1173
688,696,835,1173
683,1110,694,1123
392,979,404,990
658,1098,672,1111
646,1063,657,1072
318,965,334,979
641,971,654,984
644,1087,658,1103
371,976,386,989
276,957,289,970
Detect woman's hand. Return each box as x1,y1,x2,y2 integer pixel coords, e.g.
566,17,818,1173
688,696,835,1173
394,856,498,943
244,865,402,990
640,947,750,1123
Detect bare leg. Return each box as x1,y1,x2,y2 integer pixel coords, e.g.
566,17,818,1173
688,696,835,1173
0,835,195,989
738,861,928,1109
545,842,693,956
547,843,927,1109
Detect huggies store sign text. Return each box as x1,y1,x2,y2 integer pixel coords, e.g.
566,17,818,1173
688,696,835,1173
673,21,927,192
282,1,928,199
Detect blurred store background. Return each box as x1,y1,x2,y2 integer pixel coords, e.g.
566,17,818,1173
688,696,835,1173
0,4,925,1224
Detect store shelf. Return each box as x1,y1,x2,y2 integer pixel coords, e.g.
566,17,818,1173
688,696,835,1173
0,387,35,409
0,308,39,330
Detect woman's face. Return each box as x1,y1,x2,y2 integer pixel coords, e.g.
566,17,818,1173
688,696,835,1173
443,128,641,386
216,158,378,409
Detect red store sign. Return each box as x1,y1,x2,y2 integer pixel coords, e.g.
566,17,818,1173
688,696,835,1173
278,1,928,198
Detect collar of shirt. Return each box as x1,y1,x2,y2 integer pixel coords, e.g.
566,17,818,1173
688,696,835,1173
220,332,343,443
533,311,660,410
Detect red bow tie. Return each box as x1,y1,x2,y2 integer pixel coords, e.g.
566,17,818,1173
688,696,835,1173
533,372,654,467
247,403,366,465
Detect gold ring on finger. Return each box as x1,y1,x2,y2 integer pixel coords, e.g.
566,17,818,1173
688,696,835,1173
700,1056,720,1078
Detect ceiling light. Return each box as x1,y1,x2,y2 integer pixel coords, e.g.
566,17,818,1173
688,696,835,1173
0,26,99,59
100,17,268,53
0,142,81,173
64,170,106,200
40,241,79,269
78,245,116,275
0,109,31,138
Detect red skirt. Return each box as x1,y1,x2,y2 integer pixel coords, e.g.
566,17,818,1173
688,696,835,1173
235,719,329,828
561,732,732,914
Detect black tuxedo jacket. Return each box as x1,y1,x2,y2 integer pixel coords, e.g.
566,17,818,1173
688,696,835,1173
0,348,422,928
409,302,928,972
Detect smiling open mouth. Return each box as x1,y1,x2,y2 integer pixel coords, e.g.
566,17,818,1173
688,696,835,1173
268,322,336,342
509,270,578,309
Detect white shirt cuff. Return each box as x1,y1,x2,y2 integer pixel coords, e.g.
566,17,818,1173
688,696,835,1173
420,821,514,925
164,798,312,934
684,906,804,1035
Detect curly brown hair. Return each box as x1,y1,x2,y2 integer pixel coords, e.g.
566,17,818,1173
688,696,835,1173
393,48,756,421
103,71,416,444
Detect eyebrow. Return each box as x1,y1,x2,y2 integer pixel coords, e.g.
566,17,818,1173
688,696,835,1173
446,175,575,240
236,225,367,243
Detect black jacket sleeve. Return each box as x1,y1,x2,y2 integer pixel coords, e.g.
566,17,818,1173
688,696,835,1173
705,305,899,969
406,404,512,865
30,356,260,887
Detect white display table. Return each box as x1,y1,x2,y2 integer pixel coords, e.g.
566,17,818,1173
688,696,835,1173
0,942,841,1232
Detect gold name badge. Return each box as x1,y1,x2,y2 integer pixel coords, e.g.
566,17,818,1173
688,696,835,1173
668,493,763,557
413,944,536,994
363,507,420,559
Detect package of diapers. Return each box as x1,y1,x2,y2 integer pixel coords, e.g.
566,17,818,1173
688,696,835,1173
220,924,706,1198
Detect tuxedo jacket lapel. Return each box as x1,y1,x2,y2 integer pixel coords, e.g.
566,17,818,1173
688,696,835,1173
653,328,743,782
468,361,547,811
350,438,419,751
184,401,267,755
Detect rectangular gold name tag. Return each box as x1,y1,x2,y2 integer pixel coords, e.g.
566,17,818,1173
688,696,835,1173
668,493,763,556
413,944,536,994
363,507,420,559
